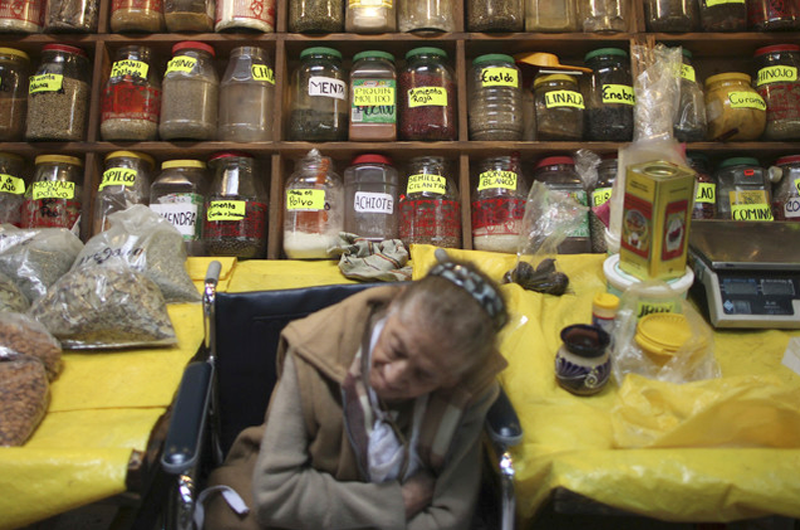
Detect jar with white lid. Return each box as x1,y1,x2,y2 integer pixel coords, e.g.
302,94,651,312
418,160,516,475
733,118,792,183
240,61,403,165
93,150,155,235
150,159,208,257
21,154,83,231
343,154,399,240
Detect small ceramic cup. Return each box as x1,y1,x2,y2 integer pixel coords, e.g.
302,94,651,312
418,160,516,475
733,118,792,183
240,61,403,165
555,324,612,396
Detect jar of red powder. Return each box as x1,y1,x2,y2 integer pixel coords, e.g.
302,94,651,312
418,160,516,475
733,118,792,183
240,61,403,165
398,47,456,141
399,156,461,249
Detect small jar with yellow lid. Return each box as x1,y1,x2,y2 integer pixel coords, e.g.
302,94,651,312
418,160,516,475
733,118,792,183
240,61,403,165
704,72,766,141
22,154,83,231
533,74,584,141
93,151,155,235
149,159,209,256
592,291,619,337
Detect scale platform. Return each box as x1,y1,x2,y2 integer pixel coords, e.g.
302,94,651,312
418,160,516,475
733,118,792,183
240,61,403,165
688,220,800,329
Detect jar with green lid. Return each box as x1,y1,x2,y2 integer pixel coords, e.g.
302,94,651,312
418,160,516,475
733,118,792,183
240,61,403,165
772,155,800,222
584,48,634,142
0,0,45,32
343,154,399,240
398,156,461,249
704,72,766,141
674,48,706,143
160,41,218,141
590,154,616,253
0,153,28,226
468,54,523,141
526,0,578,31
290,0,344,32
289,47,348,142
533,156,590,254
349,50,396,142
150,159,208,256
0,48,29,141
219,46,275,142
100,45,161,141
754,45,800,141
714,157,773,222
467,0,522,31
534,74,584,141
578,0,628,32
471,154,527,254
93,151,155,235
398,47,456,141
21,154,83,231
346,0,396,33
400,0,455,31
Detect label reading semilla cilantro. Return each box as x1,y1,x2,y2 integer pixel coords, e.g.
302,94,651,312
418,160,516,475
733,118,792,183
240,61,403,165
407,174,446,195
208,200,246,221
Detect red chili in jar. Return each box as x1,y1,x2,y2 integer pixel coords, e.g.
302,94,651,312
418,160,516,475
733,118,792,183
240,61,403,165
398,47,457,141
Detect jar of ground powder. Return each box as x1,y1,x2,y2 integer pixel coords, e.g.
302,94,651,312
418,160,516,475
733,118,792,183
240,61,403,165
160,41,218,141
100,45,161,141
21,154,83,231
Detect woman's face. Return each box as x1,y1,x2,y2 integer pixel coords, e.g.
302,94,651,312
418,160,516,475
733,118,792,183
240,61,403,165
369,307,464,402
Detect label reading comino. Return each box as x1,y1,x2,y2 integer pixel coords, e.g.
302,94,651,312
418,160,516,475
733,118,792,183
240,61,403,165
407,174,446,195
32,181,75,200
99,168,138,190
207,200,246,221
0,174,25,195
286,189,326,210
729,190,773,221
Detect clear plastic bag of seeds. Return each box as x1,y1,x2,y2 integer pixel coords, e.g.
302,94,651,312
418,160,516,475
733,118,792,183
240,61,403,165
0,312,62,380
0,356,49,446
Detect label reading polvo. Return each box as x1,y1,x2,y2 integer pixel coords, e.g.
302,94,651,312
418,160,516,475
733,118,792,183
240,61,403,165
286,189,326,210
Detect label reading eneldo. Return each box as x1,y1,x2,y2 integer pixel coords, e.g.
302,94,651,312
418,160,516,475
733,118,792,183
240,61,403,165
251,64,275,84
32,181,75,200
166,56,198,74
110,60,149,79
544,90,584,109
407,174,446,195
480,67,519,88
286,189,326,210
29,74,63,94
601,84,635,106
408,87,447,108
0,174,25,195
478,170,517,191
99,168,138,190
207,200,246,221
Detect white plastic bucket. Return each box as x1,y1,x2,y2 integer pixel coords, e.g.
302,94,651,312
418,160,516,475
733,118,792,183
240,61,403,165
603,253,694,299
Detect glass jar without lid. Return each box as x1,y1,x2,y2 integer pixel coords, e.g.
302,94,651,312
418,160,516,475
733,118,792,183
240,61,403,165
399,156,461,249
0,48,29,142
150,159,208,257
343,154,399,241
349,51,396,142
674,48,706,143
219,46,275,142
754,45,800,141
398,47,456,141
584,48,634,142
698,0,745,31
164,0,214,31
110,0,165,32
533,156,591,254
0,153,27,226
526,0,577,31
687,153,716,220
0,0,45,32
467,0,521,31
289,47,348,142
704,72,766,142
290,0,344,32
771,155,800,222
346,0,396,33
216,0,275,31
101,45,161,141
400,0,455,31
471,154,527,254
468,54,523,141
160,41,218,141
44,0,98,31
579,0,628,32
21,155,83,231
748,0,800,31
534,74,584,141
644,0,698,32
714,157,773,222
93,151,154,235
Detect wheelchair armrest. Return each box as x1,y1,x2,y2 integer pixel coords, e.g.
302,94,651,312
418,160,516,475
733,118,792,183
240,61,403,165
161,361,214,475
485,387,523,449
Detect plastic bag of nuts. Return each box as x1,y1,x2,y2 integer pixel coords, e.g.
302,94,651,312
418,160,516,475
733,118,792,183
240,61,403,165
0,312,62,380
0,356,49,446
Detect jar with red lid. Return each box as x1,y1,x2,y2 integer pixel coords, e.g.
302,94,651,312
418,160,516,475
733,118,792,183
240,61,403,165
101,45,161,141
748,0,800,31
772,155,800,222
343,154,399,241
471,154,527,254
754,45,800,141
21,154,83,231
532,156,590,254
398,156,461,249
160,41,218,141
687,153,716,220
0,0,44,32
398,48,457,141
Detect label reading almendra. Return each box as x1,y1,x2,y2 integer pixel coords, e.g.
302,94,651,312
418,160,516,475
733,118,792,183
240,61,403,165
601,84,635,106
286,189,326,210
480,67,519,88
251,64,276,84
29,74,63,94
696,182,716,204
166,56,198,74
110,60,149,79
757,66,798,86
544,90,584,109
407,174,446,195
207,200,246,221
728,91,767,110
99,168,137,190
32,181,75,200
408,87,447,108
478,170,517,191
0,174,25,195
681,64,696,83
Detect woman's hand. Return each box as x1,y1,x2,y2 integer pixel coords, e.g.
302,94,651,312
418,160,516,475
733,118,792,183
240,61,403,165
401,471,435,519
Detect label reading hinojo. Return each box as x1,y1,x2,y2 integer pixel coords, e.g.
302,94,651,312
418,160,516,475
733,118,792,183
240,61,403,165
286,189,326,211
0,174,25,195
207,200,246,221
477,170,517,191
309,76,347,100
29,74,63,94
407,174,446,195
110,60,149,79
696,182,716,204
601,84,635,106
251,64,275,84
408,87,447,108
757,66,798,86
480,67,519,88
544,90,584,109
32,181,75,200
166,56,198,74
728,91,767,110
354,191,393,214
99,168,137,190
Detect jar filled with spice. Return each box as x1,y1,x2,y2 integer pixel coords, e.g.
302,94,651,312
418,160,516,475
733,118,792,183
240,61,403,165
533,156,590,254
290,0,343,32
471,154,527,254
159,41,218,141
101,45,161,141
644,0,698,32
468,54,523,141
772,155,800,222
110,0,165,32
283,149,344,259
590,154,616,253
93,151,154,235
0,153,27,226
748,0,800,31
704,72,766,142
150,159,208,256
584,48,634,142
534,74,584,141
0,48,29,141
343,154,399,240
525,0,578,31
674,48,706,143
399,156,461,249
754,45,800,141
164,0,214,31
0,0,44,32
400,0,455,31
398,47,456,141
698,0,746,31
349,51,396,142
44,0,98,31
204,152,268,259
687,153,716,220
289,47,348,142
216,0,275,31
219,46,275,142
714,157,773,222
21,155,82,231
346,0,395,33
467,0,523,31
25,44,91,141
578,0,628,32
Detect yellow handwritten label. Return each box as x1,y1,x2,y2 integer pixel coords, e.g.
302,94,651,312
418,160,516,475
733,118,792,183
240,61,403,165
407,174,446,195
353,85,395,106
29,74,63,94
544,89,584,109
408,87,447,108
696,182,716,204
207,200,246,221
166,56,198,74
592,187,613,207
480,67,519,88
601,84,635,106
286,189,326,210
251,64,275,84
348,0,392,7
794,178,800,195
757,65,798,86
110,60,149,79
32,181,75,200
478,170,517,191
706,0,744,6
729,190,773,221
99,168,138,190
0,174,25,195
729,91,767,110
681,64,696,83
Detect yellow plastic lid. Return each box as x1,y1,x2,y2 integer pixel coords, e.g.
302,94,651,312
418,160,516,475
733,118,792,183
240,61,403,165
704,72,751,87
593,292,620,311
0,47,30,61
635,313,691,358
161,159,206,170
534,74,578,88
34,155,83,167
106,150,156,168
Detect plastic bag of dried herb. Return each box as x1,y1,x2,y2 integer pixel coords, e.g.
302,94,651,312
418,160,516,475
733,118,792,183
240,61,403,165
0,312,62,380
29,261,178,350
72,205,201,303
0,272,29,313
0,226,84,303
0,356,49,446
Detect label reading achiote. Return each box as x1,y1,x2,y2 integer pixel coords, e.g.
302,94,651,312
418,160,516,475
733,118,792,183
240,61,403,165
32,181,75,200
166,56,198,74
408,87,447,108
407,174,446,195
286,189,326,210
207,200,246,221
100,168,138,190
478,170,517,191
0,174,25,195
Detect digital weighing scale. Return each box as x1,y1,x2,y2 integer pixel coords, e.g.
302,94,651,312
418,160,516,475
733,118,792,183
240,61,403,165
688,220,800,329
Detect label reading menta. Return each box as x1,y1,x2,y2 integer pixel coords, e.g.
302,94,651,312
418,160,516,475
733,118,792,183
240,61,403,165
601,84,635,106
728,91,767,110
757,66,798,86
286,189,326,210
352,79,396,123
309,77,347,100
99,168,137,190
110,60,149,79
150,201,201,239
29,74,63,94
696,182,716,204
478,170,517,191
354,191,393,214
407,174,446,195
480,67,519,88
0,174,25,195
251,64,276,84
544,90,584,109
729,190,773,221
207,200,246,221
32,181,75,200
408,87,447,108
166,56,198,74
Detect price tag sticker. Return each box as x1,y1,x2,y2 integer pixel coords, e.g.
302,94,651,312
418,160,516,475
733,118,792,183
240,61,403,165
110,60,149,79
251,64,275,84
32,181,75,200
478,170,517,191
166,56,198,74
408,87,447,108
407,174,446,195
29,74,63,94
286,189,326,210
99,168,137,190
207,200,246,221
0,174,25,195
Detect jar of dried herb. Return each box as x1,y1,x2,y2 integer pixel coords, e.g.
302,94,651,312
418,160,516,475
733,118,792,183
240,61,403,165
399,0,455,32
398,47,456,141
644,0,698,32
346,0,396,33
674,48,706,142
349,50,396,142
590,154,616,253
164,0,214,31
714,157,772,222
93,151,154,235
471,154,527,254
110,0,166,32
467,0,523,32
25,44,91,142
526,0,578,31
44,0,98,31
159,41,218,141
754,44,800,141
204,152,268,259
0,153,28,226
0,48,29,142
533,74,584,141
216,0,275,31
468,54,523,141
150,159,209,256
290,0,343,32
584,47,634,142
578,0,628,32
772,155,800,222
698,0,746,31
21,155,83,231
289,46,348,142
219,46,275,142
687,153,716,220
749,0,800,30
704,72,766,141
399,156,461,249
101,45,161,141
0,0,44,32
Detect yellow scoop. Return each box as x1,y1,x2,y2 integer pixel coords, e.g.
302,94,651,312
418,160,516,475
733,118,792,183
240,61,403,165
514,52,591,73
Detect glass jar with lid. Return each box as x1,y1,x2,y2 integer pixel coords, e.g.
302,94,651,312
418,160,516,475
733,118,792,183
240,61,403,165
219,46,275,142
754,45,800,141
398,47,456,141
349,50,396,142
534,74,584,141
110,0,165,32
346,0,396,33
687,153,716,220
93,151,155,235
289,47,348,142
164,0,214,31
471,154,527,254
0,0,44,32
590,154,616,253
714,157,773,222
468,54,523,141
644,0,698,32
533,156,590,254
584,48,634,142
159,41,218,141
400,0,455,31
526,0,578,31
468,0,523,31
748,0,800,31
216,0,275,31
101,45,161,141
290,0,344,32
204,152,268,259
704,72,766,142
0,48,29,141
44,0,98,31
398,156,461,249
674,48,706,143
343,154,399,241
150,159,208,257
283,149,344,259
578,0,628,32
21,154,83,231
0,153,28,226
25,44,91,141
698,0,746,31
772,155,800,222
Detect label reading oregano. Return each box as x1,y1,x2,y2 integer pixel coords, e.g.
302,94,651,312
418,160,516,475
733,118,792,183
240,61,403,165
407,174,446,195
478,170,517,191
0,174,25,195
